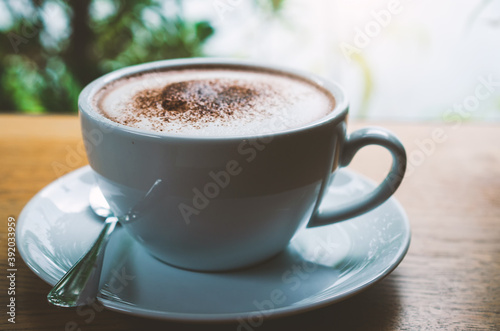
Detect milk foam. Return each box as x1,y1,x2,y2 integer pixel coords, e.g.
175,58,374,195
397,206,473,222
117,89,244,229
94,68,334,136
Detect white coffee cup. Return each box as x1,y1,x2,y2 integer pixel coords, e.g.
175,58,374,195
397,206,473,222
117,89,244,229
79,58,407,271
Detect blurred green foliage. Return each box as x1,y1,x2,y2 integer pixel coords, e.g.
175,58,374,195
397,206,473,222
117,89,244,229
0,0,215,113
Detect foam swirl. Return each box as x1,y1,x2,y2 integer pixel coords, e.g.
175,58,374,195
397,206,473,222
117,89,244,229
94,68,334,136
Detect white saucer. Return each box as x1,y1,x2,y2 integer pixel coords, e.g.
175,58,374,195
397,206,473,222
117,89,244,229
17,166,410,322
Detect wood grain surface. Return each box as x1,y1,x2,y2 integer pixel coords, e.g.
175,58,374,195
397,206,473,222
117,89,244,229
0,115,499,331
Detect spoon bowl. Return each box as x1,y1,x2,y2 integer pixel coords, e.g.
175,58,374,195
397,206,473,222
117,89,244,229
89,186,113,218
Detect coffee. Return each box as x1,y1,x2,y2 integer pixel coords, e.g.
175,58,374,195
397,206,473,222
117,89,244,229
94,67,335,136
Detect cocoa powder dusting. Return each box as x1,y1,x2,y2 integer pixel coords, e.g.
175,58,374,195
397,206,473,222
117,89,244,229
117,79,283,131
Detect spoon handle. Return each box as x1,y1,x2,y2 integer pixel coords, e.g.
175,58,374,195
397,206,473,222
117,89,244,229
47,216,119,307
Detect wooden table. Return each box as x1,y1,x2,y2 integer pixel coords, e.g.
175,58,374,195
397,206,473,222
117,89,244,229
1,115,499,330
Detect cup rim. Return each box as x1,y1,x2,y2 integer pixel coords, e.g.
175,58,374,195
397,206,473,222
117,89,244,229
78,58,349,141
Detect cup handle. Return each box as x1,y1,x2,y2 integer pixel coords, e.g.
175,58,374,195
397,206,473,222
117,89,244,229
308,127,407,227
